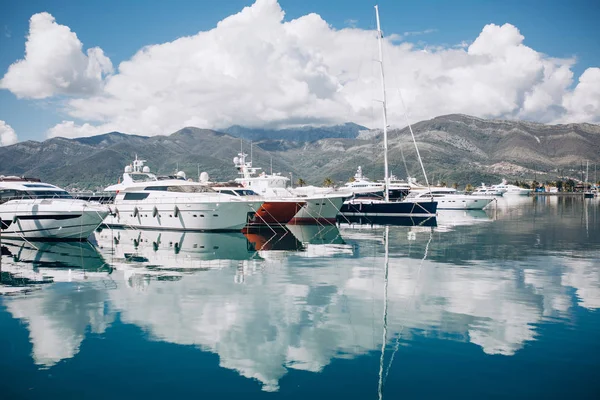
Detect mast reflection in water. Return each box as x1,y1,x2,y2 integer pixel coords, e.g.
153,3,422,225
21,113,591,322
1,197,599,398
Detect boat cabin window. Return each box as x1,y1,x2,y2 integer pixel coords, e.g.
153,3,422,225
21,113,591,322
233,189,258,196
123,193,150,200
139,185,215,193
166,186,215,193
144,186,169,191
217,190,237,196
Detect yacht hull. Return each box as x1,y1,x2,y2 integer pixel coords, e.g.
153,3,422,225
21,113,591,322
0,199,109,240
435,196,494,210
104,200,261,231
340,199,437,217
251,201,305,226
289,196,345,225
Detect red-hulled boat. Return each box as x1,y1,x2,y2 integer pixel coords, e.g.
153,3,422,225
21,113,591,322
210,186,305,226
252,200,306,226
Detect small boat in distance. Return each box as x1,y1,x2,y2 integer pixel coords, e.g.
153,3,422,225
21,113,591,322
0,176,109,240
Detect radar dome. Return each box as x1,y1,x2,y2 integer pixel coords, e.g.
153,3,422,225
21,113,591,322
142,166,150,173
177,171,186,179
200,172,209,183
233,157,239,164
124,166,133,173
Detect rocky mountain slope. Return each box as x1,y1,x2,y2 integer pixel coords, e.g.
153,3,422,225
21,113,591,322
0,115,598,190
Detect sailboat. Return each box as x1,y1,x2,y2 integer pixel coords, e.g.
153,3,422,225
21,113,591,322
339,6,437,219
584,161,594,198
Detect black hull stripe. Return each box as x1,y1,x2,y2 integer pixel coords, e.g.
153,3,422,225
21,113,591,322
14,214,82,221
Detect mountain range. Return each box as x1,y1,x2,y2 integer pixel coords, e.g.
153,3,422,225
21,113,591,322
1,114,598,191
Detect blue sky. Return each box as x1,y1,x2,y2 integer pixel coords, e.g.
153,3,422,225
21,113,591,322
0,0,599,142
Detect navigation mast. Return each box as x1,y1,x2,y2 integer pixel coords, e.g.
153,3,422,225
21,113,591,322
375,5,390,203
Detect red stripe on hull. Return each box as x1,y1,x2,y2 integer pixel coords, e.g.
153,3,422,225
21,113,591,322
248,201,305,226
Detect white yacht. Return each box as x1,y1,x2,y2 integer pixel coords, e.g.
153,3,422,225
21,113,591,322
233,153,346,224
0,176,109,240
472,183,505,196
340,166,411,200
103,158,263,231
405,187,494,210
491,180,532,196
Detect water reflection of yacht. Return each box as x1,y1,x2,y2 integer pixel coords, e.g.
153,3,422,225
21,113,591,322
1,240,111,294
243,228,303,252
435,210,493,231
95,227,258,272
286,224,355,257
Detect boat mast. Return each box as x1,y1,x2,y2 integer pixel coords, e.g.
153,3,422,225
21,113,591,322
375,5,390,202
586,160,589,187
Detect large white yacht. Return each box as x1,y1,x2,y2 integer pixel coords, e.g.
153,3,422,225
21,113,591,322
472,183,505,196
491,180,532,196
103,158,263,231
404,187,494,210
0,176,109,240
233,153,345,224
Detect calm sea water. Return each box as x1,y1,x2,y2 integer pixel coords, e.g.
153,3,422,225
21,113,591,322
1,196,599,399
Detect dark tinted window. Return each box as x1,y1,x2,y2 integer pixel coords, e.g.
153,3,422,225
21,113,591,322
26,190,72,199
123,193,150,200
234,189,258,196
144,186,169,191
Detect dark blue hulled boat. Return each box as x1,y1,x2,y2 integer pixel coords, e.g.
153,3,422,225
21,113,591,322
340,198,437,217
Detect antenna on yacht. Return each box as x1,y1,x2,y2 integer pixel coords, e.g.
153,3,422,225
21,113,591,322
198,163,200,182
375,4,390,203
270,156,273,175
250,141,253,165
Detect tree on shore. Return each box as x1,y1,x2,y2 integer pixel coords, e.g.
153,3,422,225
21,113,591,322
556,180,563,191
465,184,474,192
565,179,575,192
297,178,306,187
323,178,335,187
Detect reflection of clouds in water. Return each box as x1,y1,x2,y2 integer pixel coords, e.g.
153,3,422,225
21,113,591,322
562,257,600,309
5,285,113,367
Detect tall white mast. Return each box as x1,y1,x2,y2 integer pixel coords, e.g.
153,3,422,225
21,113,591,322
375,5,390,202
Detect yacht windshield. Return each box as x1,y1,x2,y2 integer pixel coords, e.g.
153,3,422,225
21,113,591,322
130,173,156,183
0,189,72,203
233,189,258,196
166,185,215,193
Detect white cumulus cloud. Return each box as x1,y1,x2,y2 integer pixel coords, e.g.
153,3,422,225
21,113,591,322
0,120,18,146
0,12,113,99
1,0,598,139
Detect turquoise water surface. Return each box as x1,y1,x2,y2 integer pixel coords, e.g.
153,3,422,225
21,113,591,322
1,196,599,399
